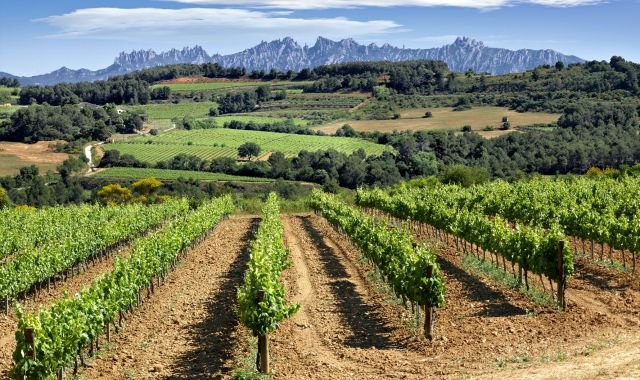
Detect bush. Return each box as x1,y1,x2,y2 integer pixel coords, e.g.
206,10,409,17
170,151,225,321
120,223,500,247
424,111,433,118
440,165,490,187
461,125,472,132
483,125,495,131
500,121,511,130
149,129,158,136
392,113,401,119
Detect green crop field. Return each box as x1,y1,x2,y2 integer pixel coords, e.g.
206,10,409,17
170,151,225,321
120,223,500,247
150,81,313,92
0,87,15,96
95,167,275,182
104,128,391,163
211,115,309,126
126,101,218,119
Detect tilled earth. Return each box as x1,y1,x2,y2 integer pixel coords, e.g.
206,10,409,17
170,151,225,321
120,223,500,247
2,214,639,379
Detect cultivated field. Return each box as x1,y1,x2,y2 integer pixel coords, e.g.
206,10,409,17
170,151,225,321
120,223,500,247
2,183,640,379
151,79,313,92
0,141,68,176
95,167,275,182
104,128,391,163
317,106,560,135
125,101,218,119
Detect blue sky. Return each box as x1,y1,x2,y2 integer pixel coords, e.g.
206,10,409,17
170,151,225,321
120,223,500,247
1,0,638,76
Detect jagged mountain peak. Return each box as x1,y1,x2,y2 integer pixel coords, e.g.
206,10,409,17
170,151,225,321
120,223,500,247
453,36,485,49
8,36,585,85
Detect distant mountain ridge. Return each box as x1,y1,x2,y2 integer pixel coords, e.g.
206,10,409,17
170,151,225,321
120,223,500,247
4,37,584,86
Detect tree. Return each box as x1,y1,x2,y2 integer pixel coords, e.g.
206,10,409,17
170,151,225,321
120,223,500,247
238,142,262,160
0,186,11,209
97,184,132,205
132,177,162,196
335,124,358,137
424,111,433,118
555,61,565,71
461,125,472,133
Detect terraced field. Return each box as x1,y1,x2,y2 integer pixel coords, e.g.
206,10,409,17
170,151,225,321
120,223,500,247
104,128,391,163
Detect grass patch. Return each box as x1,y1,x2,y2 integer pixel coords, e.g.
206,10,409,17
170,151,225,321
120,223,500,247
231,337,268,380
574,250,631,273
462,254,556,307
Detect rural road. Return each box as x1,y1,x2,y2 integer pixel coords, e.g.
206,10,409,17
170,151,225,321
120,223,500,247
84,142,103,172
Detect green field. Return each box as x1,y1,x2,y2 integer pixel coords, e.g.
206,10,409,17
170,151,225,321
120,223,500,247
211,115,309,126
126,101,217,119
95,167,275,182
150,80,312,92
104,128,391,163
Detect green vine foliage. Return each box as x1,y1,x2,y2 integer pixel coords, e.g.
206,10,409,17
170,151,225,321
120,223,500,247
356,187,574,281
308,190,445,308
0,200,190,302
12,196,234,379
237,193,299,337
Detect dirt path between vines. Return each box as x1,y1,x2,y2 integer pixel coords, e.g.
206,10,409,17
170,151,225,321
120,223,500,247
273,214,640,379
77,217,257,379
0,245,135,378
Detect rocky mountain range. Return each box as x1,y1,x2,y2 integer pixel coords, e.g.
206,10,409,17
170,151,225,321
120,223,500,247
3,37,584,86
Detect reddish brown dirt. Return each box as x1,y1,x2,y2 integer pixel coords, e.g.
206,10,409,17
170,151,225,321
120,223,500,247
271,214,640,379
76,217,257,379
0,248,130,377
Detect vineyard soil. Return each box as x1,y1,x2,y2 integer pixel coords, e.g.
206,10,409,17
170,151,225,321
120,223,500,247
270,214,640,379
4,214,638,379
76,217,257,379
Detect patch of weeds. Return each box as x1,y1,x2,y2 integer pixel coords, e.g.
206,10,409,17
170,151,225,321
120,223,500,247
231,337,268,380
541,351,568,363
123,368,137,379
95,341,116,359
574,250,630,273
581,339,616,357
462,254,556,307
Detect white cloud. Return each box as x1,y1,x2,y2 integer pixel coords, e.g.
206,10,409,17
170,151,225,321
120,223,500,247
37,7,401,42
164,0,605,9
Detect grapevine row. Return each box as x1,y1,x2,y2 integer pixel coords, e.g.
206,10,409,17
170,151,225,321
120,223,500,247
12,195,234,379
0,199,190,307
402,177,640,269
356,188,573,307
237,193,299,373
308,190,445,338
0,204,121,259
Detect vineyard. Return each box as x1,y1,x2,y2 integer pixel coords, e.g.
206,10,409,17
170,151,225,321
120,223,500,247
0,179,639,379
104,128,391,163
95,167,276,182
151,80,312,92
